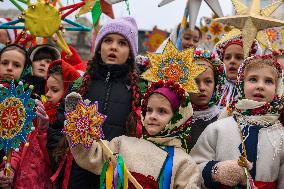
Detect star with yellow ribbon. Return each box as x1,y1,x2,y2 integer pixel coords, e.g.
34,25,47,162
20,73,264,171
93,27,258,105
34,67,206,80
63,100,106,149
141,40,206,93
215,0,284,57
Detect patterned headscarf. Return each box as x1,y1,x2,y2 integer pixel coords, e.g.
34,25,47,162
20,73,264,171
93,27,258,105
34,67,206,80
227,54,283,117
141,80,193,139
193,49,224,109
214,29,260,61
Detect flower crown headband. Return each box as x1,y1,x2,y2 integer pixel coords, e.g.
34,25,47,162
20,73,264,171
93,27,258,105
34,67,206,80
194,49,223,70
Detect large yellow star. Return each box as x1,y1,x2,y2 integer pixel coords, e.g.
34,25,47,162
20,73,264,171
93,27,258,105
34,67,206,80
24,0,71,55
63,101,106,148
215,0,284,57
141,40,206,93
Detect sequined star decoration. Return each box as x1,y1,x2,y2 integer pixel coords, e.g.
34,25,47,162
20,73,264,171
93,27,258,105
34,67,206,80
0,0,91,55
215,0,284,57
141,40,206,93
158,0,223,30
230,0,284,50
63,95,106,149
0,81,36,154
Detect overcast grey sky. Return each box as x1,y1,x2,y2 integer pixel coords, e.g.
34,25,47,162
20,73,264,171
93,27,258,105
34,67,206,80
1,0,234,30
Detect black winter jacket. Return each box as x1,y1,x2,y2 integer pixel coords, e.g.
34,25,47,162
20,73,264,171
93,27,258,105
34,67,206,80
47,61,133,189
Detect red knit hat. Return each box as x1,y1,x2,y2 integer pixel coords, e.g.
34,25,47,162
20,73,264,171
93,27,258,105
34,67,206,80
61,45,86,72
48,59,80,93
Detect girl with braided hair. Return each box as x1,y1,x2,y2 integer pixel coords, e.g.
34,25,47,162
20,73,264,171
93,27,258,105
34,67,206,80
47,17,142,189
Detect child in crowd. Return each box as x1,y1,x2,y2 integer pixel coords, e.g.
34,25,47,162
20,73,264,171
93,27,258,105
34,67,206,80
3,59,80,189
0,44,30,81
188,49,223,151
191,54,284,188
44,59,80,188
69,80,201,188
0,44,30,188
214,29,261,109
0,44,51,188
45,59,81,127
47,17,142,188
24,44,61,98
156,22,202,52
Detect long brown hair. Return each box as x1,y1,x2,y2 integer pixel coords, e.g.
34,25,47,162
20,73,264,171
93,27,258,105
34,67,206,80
52,52,142,163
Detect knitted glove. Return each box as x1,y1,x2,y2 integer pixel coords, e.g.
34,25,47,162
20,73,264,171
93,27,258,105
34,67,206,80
211,160,246,186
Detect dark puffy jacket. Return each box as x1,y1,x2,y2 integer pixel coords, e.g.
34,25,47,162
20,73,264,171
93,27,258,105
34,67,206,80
23,74,46,100
47,61,133,189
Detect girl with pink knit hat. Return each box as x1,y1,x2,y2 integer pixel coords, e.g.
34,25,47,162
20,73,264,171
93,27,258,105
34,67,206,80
46,17,142,188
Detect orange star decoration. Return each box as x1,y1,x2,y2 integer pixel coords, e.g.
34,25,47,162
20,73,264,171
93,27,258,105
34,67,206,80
144,26,167,52
141,40,206,93
63,100,106,148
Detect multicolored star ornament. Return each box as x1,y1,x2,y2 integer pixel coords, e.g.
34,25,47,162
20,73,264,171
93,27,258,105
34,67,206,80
141,40,206,93
0,81,36,154
63,99,107,149
158,0,223,30
1,0,91,55
215,0,284,57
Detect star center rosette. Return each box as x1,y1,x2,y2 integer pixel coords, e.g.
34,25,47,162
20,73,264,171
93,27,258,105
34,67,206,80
141,39,206,93
63,100,106,149
0,80,36,180
0,81,36,154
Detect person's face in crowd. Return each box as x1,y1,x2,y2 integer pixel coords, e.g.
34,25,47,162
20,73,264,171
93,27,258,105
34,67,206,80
181,28,200,50
190,60,215,107
223,44,244,81
144,93,174,136
46,74,64,104
100,33,130,65
0,49,25,80
244,66,277,103
32,58,52,79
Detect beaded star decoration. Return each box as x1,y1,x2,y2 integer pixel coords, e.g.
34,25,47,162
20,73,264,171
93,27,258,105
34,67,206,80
0,81,36,154
63,99,106,149
141,40,206,93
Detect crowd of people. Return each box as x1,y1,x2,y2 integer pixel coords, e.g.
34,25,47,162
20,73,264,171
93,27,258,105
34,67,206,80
0,11,283,189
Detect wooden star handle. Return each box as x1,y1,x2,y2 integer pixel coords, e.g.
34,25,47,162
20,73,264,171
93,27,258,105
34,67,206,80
98,139,143,189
